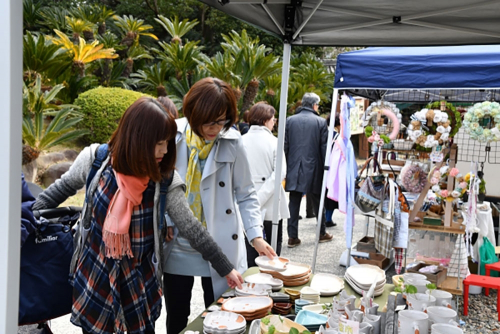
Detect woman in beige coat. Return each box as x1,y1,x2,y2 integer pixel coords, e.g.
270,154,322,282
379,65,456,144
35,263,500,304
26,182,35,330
242,102,290,266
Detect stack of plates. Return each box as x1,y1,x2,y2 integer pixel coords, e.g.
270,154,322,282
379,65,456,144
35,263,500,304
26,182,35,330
295,298,314,313
235,283,272,296
300,287,320,304
295,310,328,332
284,288,301,302
272,302,292,315
203,311,246,334
344,264,386,297
260,262,312,286
221,296,273,321
310,273,344,296
255,256,289,272
244,273,283,292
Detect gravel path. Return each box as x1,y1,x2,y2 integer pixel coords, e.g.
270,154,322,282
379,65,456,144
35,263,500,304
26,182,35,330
19,196,488,333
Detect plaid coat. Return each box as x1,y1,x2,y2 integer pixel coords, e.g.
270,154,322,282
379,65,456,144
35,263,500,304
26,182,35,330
71,165,161,334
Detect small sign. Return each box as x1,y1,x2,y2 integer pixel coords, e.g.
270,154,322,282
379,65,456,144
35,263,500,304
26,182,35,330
339,316,360,334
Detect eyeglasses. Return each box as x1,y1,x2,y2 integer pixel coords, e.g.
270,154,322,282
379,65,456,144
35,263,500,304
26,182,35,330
203,119,229,127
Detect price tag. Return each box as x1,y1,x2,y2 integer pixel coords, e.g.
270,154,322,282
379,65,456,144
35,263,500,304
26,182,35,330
430,145,444,162
339,316,360,334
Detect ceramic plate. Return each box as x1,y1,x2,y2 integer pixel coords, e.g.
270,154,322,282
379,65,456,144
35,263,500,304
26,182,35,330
295,310,328,326
235,283,272,296
345,264,385,286
260,315,308,334
262,262,311,278
344,275,385,297
221,296,273,313
300,286,320,296
245,273,283,287
302,304,329,314
203,311,246,331
310,273,345,296
345,271,386,289
255,256,290,272
248,319,261,334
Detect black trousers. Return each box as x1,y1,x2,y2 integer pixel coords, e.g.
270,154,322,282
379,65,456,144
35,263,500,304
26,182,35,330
287,191,326,239
163,273,214,334
245,219,283,267
82,326,155,334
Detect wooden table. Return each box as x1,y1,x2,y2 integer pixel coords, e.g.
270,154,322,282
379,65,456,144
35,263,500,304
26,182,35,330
181,267,395,333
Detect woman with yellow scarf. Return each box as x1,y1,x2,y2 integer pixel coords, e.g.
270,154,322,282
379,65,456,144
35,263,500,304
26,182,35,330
162,77,276,334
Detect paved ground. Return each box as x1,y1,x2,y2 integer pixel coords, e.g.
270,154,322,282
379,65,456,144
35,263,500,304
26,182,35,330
18,196,385,334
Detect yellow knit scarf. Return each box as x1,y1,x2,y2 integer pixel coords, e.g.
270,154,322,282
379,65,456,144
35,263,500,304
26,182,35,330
185,129,215,227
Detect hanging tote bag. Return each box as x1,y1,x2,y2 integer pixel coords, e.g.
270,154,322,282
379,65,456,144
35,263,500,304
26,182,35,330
355,157,385,213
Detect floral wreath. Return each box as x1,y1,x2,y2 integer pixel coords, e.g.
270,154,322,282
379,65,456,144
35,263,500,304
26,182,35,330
362,100,402,146
400,163,427,193
428,166,467,201
408,101,461,151
463,101,500,143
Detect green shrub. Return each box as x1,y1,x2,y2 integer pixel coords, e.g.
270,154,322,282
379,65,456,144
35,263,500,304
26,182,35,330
75,87,150,144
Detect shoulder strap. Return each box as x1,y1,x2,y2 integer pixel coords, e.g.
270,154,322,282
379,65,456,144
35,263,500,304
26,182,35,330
85,144,109,190
158,171,174,231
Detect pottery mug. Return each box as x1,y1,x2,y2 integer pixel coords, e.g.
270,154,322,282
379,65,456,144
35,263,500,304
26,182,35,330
345,308,364,322
426,306,459,327
398,310,429,334
431,323,463,334
406,279,432,294
425,289,452,309
406,293,436,312
364,313,381,334
363,302,379,315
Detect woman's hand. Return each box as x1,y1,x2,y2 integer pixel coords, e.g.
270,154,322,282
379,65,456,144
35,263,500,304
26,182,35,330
252,237,277,259
225,269,244,289
165,227,174,242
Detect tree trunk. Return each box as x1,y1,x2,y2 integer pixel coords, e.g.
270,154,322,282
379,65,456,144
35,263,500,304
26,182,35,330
22,145,40,165
98,22,106,35
83,30,95,41
122,58,133,78
157,85,167,97
101,59,112,85
240,79,259,117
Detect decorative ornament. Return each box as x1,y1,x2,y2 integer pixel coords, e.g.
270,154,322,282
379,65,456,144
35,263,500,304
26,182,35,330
400,163,427,193
463,101,500,143
362,101,402,143
427,165,466,202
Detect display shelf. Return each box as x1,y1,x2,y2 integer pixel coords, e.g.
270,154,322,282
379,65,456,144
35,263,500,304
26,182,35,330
438,276,463,295
408,222,465,234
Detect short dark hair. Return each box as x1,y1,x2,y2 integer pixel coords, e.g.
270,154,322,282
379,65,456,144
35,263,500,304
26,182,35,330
248,102,275,126
183,77,238,138
157,96,179,119
108,97,177,182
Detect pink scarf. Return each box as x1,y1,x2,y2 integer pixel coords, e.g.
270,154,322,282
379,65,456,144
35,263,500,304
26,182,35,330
103,171,149,259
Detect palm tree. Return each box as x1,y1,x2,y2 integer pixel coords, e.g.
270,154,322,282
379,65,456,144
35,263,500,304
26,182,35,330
23,0,42,32
153,40,202,80
66,17,96,42
96,32,126,81
51,29,118,77
155,16,198,45
23,32,71,83
70,4,115,35
38,7,68,32
129,61,172,97
123,45,153,78
22,76,88,164
166,66,208,103
197,52,242,101
113,15,158,48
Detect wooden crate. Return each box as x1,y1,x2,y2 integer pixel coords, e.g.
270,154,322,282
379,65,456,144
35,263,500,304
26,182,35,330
356,236,377,253
353,252,390,269
407,263,448,286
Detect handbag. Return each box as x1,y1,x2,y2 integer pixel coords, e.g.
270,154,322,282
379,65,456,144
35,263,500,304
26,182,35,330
355,157,385,213
19,213,78,325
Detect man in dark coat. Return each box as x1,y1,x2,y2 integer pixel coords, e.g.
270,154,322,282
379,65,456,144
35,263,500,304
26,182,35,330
284,92,334,247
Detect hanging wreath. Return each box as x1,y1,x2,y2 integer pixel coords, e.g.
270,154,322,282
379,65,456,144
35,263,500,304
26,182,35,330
362,101,402,146
400,163,427,193
428,166,467,202
463,101,500,143
407,101,461,150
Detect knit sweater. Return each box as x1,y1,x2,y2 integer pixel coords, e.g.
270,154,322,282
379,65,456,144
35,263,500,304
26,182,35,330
33,144,233,278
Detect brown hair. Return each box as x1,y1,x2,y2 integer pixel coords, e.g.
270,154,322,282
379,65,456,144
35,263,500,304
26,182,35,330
108,97,177,182
157,96,179,119
248,102,275,126
183,77,238,138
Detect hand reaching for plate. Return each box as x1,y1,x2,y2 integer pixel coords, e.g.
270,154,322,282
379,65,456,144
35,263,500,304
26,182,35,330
252,237,277,259
225,269,244,289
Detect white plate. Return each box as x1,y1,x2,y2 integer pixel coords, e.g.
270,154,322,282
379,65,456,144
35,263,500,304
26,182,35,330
245,273,283,287
302,304,329,314
345,264,386,286
203,311,246,332
300,286,320,296
344,275,385,297
310,273,345,296
221,296,273,313
255,256,290,272
271,262,311,278
235,283,272,296
345,272,386,289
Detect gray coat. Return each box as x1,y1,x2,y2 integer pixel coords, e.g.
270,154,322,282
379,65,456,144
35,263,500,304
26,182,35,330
284,106,328,194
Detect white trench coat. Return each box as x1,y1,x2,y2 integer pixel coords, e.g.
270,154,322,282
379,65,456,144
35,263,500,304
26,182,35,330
164,118,263,299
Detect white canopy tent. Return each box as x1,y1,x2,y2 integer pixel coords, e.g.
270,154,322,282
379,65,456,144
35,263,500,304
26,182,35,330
196,0,500,272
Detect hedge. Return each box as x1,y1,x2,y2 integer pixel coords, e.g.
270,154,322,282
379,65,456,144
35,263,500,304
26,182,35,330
74,87,150,144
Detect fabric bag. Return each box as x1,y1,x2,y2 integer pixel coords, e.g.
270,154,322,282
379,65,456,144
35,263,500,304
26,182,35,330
374,220,393,258
19,215,77,325
355,157,385,213
480,236,499,276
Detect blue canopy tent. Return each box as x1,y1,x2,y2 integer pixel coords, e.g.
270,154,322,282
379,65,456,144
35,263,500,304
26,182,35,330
328,45,500,269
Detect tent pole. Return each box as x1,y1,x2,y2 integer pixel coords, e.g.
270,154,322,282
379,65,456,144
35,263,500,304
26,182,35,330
311,88,339,273
270,42,291,251
0,0,22,332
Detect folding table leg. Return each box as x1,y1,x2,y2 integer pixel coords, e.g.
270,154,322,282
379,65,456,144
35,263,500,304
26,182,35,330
464,283,469,316
486,268,491,296
497,288,500,321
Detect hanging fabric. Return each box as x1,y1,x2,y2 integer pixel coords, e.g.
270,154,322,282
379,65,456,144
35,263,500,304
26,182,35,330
326,93,358,248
